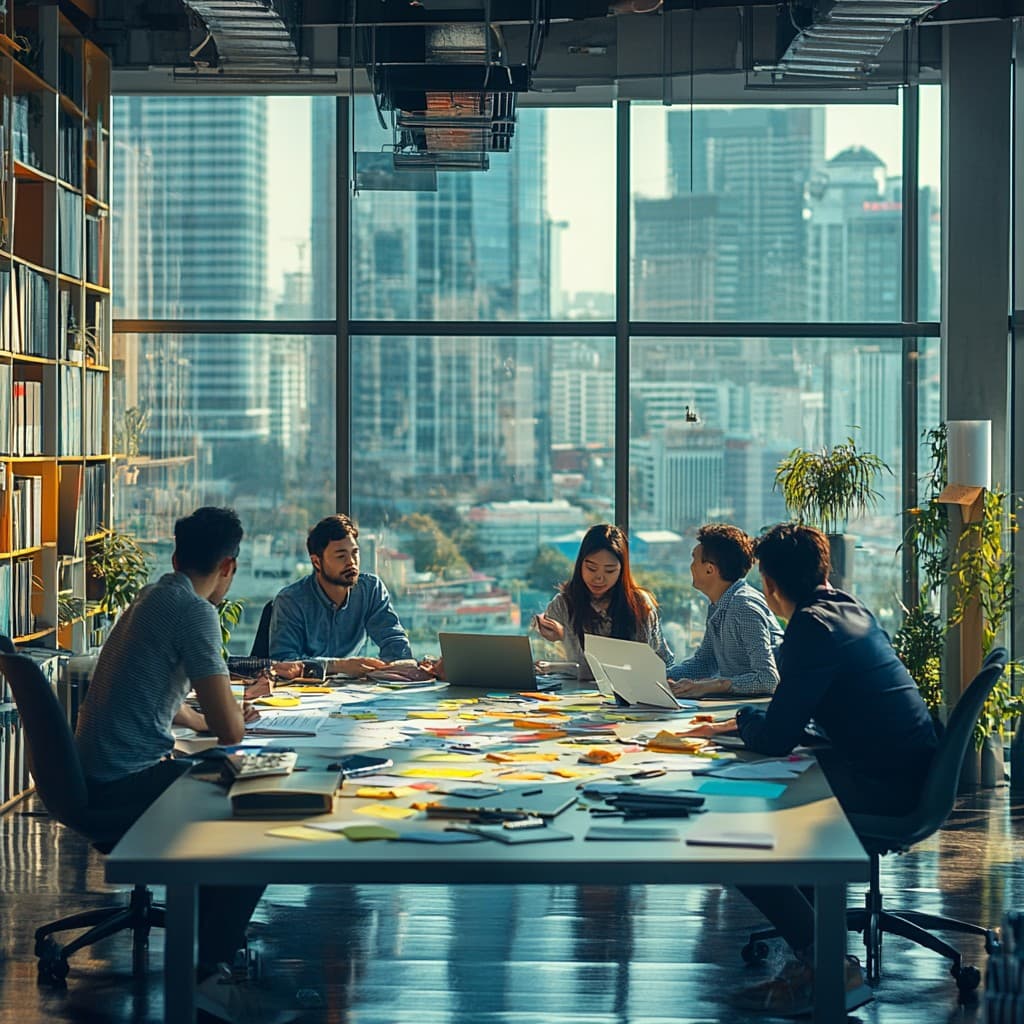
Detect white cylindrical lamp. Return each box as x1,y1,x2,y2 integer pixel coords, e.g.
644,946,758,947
946,420,991,490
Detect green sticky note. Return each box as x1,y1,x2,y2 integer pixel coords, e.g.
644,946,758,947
342,824,400,842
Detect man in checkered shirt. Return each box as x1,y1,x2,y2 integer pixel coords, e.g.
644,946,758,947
667,523,783,698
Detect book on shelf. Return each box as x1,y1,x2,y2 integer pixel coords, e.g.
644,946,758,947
58,463,84,558
59,364,83,456
84,370,105,455
0,362,11,455
11,474,42,549
83,462,108,535
58,188,83,279
11,557,34,638
11,378,42,456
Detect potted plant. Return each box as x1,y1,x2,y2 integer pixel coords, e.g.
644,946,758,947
773,435,891,592
899,424,1022,787
86,528,152,621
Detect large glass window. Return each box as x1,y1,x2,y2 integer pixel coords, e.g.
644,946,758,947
112,332,336,650
350,103,615,321
351,335,614,651
112,96,332,320
631,102,904,322
629,337,907,636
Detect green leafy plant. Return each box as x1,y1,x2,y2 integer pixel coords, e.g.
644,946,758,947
892,600,944,715
774,435,891,535
87,529,152,619
898,423,1021,747
113,406,150,458
217,598,245,660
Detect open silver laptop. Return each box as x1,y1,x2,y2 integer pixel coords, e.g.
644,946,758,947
584,635,694,710
438,633,561,691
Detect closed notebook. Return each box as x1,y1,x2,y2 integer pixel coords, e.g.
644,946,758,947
229,771,340,818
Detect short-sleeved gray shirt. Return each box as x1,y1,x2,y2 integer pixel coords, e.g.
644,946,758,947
75,572,228,783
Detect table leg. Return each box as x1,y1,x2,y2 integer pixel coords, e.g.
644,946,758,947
164,882,198,1023
813,882,846,1024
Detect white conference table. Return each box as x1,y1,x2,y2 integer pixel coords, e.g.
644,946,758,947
106,738,869,1024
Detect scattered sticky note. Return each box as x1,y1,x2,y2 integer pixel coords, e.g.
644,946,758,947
408,711,450,720
354,803,419,820
253,696,301,708
342,825,400,841
289,685,332,694
398,767,485,780
496,772,546,781
267,826,341,842
353,786,418,799
578,748,620,764
695,779,787,799
486,751,559,764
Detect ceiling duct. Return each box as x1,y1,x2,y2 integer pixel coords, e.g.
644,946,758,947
180,0,310,76
769,0,948,81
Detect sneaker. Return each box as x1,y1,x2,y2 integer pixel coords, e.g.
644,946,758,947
195,967,303,1024
733,955,873,1017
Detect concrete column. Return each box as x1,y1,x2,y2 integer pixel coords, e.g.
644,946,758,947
941,21,1012,706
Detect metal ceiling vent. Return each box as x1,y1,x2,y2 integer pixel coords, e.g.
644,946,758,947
775,0,949,80
181,0,307,75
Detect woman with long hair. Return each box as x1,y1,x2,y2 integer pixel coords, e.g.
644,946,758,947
534,523,672,679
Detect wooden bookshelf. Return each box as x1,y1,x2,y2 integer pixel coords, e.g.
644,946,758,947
0,1,111,654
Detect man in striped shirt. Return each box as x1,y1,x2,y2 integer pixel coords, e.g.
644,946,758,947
75,507,266,1007
667,523,783,697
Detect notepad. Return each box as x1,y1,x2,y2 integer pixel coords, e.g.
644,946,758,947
229,771,339,818
685,827,775,849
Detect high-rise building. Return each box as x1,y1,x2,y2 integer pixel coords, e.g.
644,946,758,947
664,107,825,321
339,105,554,504
112,97,273,483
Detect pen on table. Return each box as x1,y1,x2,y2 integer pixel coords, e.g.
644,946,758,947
519,788,543,796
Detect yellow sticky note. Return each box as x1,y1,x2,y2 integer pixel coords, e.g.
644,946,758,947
458,713,481,721
398,767,484,780
267,826,341,842
407,711,450,720
552,768,601,779
342,825,400,841
354,786,418,799
416,753,487,764
289,685,332,694
355,803,418,820
486,751,560,763
254,696,301,708
497,772,546,781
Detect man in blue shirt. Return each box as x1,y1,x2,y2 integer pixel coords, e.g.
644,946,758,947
667,523,783,697
269,514,413,676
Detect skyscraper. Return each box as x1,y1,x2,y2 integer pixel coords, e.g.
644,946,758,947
112,96,273,482
338,104,554,505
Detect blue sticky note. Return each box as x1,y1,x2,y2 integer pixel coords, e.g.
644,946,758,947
696,778,788,800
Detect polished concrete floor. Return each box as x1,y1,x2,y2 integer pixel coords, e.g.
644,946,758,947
0,788,1021,1023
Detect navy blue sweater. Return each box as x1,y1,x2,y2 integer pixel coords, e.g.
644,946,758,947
736,587,937,781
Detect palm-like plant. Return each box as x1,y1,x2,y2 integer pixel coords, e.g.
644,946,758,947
774,436,891,535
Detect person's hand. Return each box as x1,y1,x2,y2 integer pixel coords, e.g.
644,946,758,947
421,657,446,681
670,677,731,698
244,672,273,700
532,613,564,642
270,661,304,680
371,663,435,682
327,657,387,677
676,717,737,738
241,702,261,724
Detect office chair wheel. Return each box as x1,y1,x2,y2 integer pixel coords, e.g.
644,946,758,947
741,940,769,965
954,963,981,994
36,938,69,985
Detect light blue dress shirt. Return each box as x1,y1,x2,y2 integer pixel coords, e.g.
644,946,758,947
667,578,783,695
269,572,413,663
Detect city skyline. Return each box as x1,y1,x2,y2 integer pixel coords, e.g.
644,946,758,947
266,91,939,305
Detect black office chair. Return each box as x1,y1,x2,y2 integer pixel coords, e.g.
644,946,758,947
742,648,1008,993
0,647,164,984
250,600,274,659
